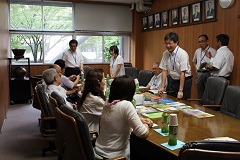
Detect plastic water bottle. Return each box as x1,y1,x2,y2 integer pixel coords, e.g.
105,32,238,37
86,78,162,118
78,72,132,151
106,74,110,86
161,112,169,133
81,71,84,83
105,87,110,99
168,114,178,146
134,79,139,93
131,99,136,108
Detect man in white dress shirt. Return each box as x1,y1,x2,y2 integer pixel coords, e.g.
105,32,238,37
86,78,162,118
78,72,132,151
158,32,192,100
193,34,216,99
146,62,167,90
62,39,84,77
206,34,234,81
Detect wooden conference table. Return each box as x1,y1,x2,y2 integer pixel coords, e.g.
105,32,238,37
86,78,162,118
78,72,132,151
130,93,240,160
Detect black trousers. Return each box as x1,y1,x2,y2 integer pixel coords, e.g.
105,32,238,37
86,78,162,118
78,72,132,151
167,75,192,100
65,67,80,77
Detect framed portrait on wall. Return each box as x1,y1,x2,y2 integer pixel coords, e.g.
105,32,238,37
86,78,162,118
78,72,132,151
148,15,154,29
192,3,201,22
154,13,160,28
205,0,216,20
171,8,179,25
142,17,148,30
181,6,189,24
161,11,168,27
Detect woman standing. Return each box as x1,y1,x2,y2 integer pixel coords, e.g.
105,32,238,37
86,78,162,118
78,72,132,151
78,68,106,132
109,45,125,78
95,75,153,159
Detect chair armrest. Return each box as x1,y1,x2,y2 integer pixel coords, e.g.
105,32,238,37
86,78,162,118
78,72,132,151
202,104,221,108
188,98,201,101
42,116,56,121
108,156,126,160
89,130,98,140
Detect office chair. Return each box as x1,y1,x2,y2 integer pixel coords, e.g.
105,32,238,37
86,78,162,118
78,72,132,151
35,84,57,157
138,70,153,86
55,104,126,160
188,77,228,109
178,140,240,160
220,86,240,119
30,76,42,110
125,67,139,79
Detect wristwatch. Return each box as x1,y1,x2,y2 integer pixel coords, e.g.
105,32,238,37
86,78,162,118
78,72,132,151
179,89,183,92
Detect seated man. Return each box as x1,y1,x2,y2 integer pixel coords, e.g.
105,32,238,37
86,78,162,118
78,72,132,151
54,59,80,90
146,62,167,90
42,68,76,108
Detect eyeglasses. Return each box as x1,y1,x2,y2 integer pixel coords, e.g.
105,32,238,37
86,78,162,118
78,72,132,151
198,40,206,43
152,68,160,70
164,41,175,45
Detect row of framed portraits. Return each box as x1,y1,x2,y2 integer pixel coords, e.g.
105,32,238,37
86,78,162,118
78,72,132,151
142,0,216,30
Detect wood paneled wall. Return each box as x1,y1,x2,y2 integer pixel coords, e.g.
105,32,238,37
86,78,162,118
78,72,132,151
132,0,240,98
0,0,10,131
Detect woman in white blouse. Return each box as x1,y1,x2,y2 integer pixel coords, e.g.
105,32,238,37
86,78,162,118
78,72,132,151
95,75,153,159
109,45,125,78
78,68,106,132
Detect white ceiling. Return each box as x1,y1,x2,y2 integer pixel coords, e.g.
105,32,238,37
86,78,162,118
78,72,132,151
84,0,139,4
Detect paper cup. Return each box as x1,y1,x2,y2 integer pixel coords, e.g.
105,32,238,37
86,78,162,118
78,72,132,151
169,114,178,126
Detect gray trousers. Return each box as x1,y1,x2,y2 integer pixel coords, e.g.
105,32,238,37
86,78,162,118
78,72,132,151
196,71,210,99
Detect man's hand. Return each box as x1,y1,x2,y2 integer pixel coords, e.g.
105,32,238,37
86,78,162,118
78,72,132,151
177,91,183,99
158,87,164,96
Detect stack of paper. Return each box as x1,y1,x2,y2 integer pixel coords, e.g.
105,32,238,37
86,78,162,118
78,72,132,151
182,108,215,118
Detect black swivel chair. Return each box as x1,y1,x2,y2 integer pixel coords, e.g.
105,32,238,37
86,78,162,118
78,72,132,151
188,77,228,109
125,67,139,79
83,66,91,79
30,76,42,110
220,86,240,119
35,84,56,156
55,104,126,160
138,70,153,86
178,140,240,160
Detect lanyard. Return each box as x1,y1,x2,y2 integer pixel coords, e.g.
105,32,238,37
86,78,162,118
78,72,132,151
169,46,179,70
70,49,77,64
111,56,117,68
153,76,158,86
200,46,210,63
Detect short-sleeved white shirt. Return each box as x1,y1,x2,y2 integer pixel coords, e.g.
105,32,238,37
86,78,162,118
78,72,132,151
62,49,84,68
148,73,167,90
110,55,125,77
160,46,191,80
211,46,234,77
95,100,147,159
60,75,74,89
192,46,216,70
79,92,105,132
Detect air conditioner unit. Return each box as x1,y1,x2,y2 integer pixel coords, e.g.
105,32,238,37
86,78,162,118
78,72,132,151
136,1,151,13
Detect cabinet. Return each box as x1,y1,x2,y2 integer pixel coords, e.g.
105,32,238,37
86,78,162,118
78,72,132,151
8,58,32,103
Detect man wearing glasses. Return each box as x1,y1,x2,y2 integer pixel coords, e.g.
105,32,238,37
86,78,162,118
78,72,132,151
146,62,167,90
158,32,192,100
192,34,216,99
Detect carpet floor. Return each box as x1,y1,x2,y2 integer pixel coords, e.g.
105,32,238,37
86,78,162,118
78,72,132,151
0,103,58,160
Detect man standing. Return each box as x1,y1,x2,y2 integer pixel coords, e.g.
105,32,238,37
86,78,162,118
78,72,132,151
158,32,192,100
206,34,234,81
62,39,84,77
146,62,167,90
207,1,215,18
193,34,216,99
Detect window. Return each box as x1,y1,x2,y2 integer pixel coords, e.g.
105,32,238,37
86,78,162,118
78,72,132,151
76,35,130,63
10,1,131,64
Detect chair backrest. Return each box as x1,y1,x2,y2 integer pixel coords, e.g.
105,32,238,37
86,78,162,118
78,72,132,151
35,84,54,117
220,86,240,119
83,66,91,79
30,76,43,110
178,140,240,160
201,77,228,105
56,104,95,160
125,67,139,79
138,70,153,86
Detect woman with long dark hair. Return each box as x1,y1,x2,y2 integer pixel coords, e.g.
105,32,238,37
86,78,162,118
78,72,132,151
78,68,106,132
95,75,153,159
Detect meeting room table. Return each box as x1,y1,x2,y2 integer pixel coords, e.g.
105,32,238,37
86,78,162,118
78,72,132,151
130,93,240,160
